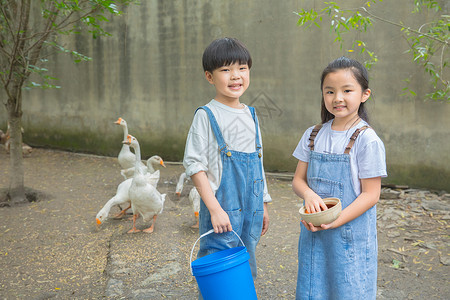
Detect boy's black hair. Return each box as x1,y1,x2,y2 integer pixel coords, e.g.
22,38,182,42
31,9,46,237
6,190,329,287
202,37,252,73
320,56,370,124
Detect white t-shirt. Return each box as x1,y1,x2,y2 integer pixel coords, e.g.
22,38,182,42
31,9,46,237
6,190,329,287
293,120,387,195
183,100,272,202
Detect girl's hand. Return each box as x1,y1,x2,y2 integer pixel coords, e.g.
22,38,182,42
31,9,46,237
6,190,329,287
293,161,328,213
210,208,232,234
301,220,336,232
302,177,382,232
304,193,328,214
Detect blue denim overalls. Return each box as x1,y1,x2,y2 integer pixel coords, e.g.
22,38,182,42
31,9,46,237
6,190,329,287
196,105,265,279
296,125,377,300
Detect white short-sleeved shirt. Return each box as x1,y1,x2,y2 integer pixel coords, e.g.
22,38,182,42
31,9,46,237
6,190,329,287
293,120,387,195
183,100,272,202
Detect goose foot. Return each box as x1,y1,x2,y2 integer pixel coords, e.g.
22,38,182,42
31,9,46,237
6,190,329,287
191,213,199,228
114,204,131,219
143,226,154,233
113,213,125,220
127,214,140,233
143,215,157,233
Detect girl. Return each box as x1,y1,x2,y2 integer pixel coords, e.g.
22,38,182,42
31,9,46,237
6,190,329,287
292,56,387,299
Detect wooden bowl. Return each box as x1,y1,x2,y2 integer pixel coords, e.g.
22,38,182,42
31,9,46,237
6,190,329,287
299,197,342,226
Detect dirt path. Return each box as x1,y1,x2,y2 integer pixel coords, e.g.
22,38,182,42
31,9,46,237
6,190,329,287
0,148,448,299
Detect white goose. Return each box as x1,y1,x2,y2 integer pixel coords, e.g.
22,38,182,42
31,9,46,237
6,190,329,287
120,155,166,180
175,172,187,196
175,172,199,228
115,117,138,169
146,155,166,173
95,171,160,227
125,134,166,233
96,179,132,227
189,187,200,228
3,123,32,155
0,129,6,144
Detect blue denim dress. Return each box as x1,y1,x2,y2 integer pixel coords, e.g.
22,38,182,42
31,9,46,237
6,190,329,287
196,106,265,279
296,126,377,300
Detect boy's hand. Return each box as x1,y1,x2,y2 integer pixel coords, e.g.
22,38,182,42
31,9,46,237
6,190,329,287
190,172,232,233
210,208,232,233
261,202,269,236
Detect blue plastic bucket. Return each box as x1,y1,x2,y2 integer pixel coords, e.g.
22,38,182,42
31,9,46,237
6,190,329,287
190,229,258,300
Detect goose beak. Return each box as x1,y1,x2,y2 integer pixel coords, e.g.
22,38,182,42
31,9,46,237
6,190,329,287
122,135,132,145
176,192,181,197
96,218,102,229
114,117,122,124
160,160,166,168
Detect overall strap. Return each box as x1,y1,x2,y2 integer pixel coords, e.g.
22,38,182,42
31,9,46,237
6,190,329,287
344,125,370,154
308,124,323,151
195,106,227,151
248,106,262,153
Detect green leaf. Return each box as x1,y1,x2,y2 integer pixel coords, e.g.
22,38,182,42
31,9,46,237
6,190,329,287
392,259,401,269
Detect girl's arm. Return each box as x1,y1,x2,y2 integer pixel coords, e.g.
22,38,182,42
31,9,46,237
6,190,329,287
190,171,232,233
303,176,381,232
292,160,327,213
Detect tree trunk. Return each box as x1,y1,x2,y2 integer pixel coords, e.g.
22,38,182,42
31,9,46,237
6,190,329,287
6,94,26,204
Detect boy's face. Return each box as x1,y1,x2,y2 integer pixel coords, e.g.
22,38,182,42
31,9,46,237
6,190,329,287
205,62,250,105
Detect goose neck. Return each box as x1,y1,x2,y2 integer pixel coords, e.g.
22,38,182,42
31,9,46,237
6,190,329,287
147,163,155,174
134,144,143,173
123,125,128,140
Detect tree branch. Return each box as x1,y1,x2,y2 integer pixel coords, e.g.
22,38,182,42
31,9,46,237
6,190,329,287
22,4,101,57
25,2,59,69
360,7,448,46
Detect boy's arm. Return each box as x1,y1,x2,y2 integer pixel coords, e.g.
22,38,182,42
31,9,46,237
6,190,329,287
261,202,269,236
255,115,270,234
191,171,232,233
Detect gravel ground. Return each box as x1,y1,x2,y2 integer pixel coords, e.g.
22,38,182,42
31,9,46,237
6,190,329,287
0,148,449,299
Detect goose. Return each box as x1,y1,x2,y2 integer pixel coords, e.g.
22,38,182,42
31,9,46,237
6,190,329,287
175,172,192,196
0,129,6,144
115,117,137,169
146,155,166,173
120,155,166,180
3,123,32,155
96,179,133,227
174,172,199,228
125,134,166,233
96,169,160,227
4,139,33,155
175,172,187,196
189,187,200,228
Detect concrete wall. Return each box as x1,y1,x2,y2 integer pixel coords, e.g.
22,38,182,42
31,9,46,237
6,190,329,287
1,0,449,191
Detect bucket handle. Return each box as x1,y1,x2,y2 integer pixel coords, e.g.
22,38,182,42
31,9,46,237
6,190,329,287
189,229,245,275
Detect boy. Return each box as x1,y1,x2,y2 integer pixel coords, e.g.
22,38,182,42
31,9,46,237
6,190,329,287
183,37,271,279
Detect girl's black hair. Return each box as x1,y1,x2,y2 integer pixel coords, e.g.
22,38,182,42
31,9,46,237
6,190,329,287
320,56,370,124
202,37,252,73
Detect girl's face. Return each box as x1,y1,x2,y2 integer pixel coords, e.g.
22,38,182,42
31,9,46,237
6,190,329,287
322,69,370,129
205,62,250,108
